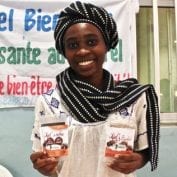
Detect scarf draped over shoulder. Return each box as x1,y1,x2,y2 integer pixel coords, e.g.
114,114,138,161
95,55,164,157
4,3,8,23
56,67,160,171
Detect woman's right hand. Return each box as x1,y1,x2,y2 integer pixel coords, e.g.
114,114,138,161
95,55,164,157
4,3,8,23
30,152,59,176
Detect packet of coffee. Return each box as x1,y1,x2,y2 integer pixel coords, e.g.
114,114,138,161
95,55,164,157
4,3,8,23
40,115,68,157
105,126,135,157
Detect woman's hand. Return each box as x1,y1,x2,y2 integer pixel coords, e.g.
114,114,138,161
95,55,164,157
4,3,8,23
107,149,149,174
30,152,59,176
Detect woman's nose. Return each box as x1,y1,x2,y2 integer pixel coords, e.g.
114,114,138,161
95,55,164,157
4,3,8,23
76,47,90,56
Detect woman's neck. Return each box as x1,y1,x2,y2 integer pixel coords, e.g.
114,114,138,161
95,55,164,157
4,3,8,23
73,70,104,90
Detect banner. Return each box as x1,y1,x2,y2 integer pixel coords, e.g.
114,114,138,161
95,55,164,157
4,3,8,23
0,0,139,107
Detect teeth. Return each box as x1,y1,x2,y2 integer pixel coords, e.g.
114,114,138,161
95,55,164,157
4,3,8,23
79,60,93,66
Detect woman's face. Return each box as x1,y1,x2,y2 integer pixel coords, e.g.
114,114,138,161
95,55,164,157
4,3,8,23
63,23,107,79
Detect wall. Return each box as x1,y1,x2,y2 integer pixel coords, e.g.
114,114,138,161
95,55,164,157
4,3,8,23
0,108,176,177
0,108,43,177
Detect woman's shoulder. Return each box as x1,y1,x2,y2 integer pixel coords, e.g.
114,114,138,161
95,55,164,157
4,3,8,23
35,87,62,111
36,87,58,100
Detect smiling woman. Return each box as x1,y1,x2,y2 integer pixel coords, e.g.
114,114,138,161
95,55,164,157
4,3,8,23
30,1,160,177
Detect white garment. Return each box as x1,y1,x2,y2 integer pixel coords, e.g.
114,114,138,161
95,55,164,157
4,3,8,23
31,88,148,177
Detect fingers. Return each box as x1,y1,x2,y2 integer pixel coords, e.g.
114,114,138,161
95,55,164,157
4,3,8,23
114,152,140,162
34,156,57,169
30,152,59,176
37,159,58,176
107,153,139,174
30,152,46,164
108,159,136,174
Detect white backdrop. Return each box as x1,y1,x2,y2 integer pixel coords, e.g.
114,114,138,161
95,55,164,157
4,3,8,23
0,0,139,107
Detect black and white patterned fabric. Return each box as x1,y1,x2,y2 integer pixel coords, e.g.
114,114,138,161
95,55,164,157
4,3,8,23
54,1,118,56
56,67,160,171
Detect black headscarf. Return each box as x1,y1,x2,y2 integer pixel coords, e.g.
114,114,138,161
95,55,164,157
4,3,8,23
54,1,118,56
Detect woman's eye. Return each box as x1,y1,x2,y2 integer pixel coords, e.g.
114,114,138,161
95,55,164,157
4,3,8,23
66,42,79,49
87,39,97,46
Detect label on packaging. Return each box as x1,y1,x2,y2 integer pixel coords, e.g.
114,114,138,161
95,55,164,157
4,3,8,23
105,126,135,157
40,122,68,157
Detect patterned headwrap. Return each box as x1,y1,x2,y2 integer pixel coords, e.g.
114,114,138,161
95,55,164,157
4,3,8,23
54,1,119,56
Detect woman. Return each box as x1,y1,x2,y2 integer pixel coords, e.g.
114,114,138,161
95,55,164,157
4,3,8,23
30,1,160,177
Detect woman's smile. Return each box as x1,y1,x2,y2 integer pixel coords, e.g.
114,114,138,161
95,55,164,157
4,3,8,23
78,60,94,66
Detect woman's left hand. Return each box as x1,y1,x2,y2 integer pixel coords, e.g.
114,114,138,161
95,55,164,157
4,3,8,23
107,149,149,174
